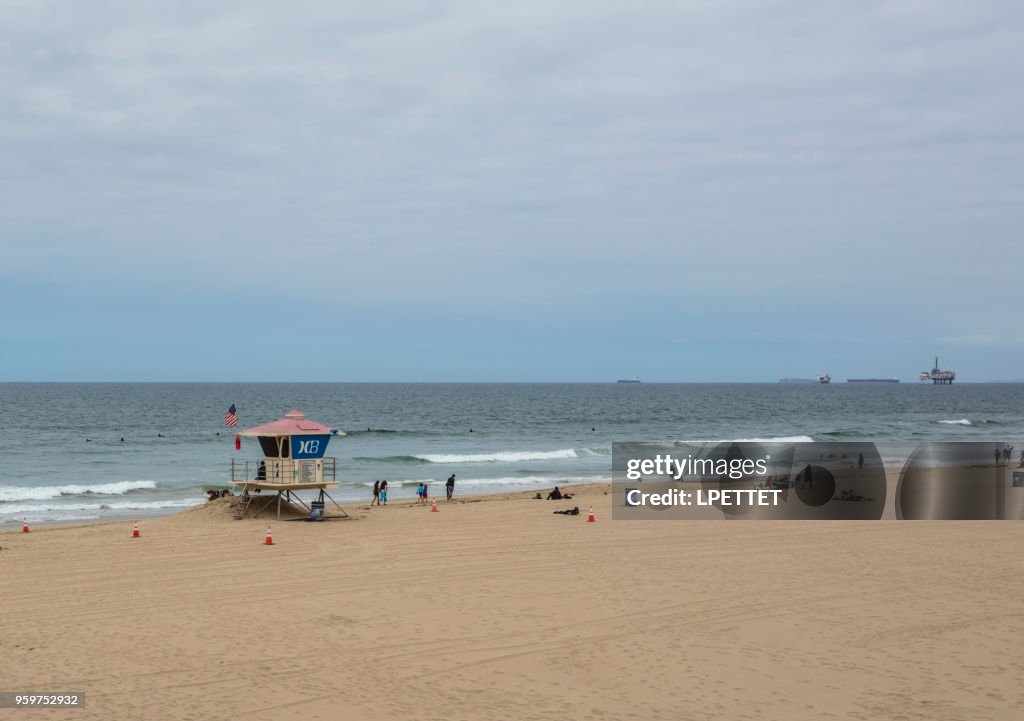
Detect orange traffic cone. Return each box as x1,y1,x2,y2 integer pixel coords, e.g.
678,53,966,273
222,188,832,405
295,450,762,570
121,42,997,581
22,517,30,533
132,520,140,538
265,525,274,545
587,506,595,522
431,498,439,512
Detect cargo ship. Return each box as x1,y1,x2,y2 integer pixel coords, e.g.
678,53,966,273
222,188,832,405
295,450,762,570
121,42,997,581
617,377,641,383
847,378,900,384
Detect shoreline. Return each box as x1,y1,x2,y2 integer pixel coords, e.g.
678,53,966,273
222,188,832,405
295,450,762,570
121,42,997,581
8,455,1024,530
1,481,609,533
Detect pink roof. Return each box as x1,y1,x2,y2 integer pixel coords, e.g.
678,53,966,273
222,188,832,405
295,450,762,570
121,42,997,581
239,410,342,437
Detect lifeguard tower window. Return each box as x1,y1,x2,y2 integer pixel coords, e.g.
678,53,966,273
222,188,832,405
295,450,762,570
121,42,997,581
258,437,289,458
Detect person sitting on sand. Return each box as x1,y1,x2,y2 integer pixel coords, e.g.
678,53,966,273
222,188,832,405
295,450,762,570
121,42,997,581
547,486,563,500
206,489,220,502
835,489,869,502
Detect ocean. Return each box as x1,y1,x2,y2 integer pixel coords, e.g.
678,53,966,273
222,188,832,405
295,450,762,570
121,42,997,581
1,382,1022,526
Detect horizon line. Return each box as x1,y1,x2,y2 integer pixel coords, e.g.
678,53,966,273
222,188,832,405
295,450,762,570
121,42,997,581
1,380,1020,385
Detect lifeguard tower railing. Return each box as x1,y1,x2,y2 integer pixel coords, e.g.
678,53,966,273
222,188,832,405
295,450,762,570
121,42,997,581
230,457,337,485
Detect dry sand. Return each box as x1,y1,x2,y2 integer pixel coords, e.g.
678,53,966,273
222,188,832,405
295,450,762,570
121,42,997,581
2,484,1024,720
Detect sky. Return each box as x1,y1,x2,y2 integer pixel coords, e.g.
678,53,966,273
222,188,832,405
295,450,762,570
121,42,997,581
1,0,1022,381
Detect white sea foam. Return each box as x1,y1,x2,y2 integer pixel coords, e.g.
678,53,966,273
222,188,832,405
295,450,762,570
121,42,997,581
0,480,157,503
728,435,815,443
678,436,815,444
938,419,973,426
3,499,197,515
2,514,102,525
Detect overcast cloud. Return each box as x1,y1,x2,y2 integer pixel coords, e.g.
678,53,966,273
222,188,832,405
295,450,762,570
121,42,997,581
1,1,1022,380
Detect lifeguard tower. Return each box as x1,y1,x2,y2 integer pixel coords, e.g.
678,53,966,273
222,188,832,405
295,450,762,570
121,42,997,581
229,410,347,520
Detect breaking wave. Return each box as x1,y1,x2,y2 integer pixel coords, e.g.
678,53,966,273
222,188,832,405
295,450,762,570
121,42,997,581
727,435,815,443
1,499,197,516
0,480,157,503
354,448,609,464
413,448,606,463
677,435,815,444
937,418,1003,426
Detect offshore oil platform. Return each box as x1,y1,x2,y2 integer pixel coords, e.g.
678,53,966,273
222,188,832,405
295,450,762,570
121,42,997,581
920,355,956,384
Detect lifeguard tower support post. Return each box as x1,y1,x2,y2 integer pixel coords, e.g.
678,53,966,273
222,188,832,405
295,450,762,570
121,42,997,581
230,410,347,520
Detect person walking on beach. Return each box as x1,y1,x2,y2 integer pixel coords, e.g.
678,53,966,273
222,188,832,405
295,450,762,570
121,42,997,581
800,465,813,489
995,446,1002,465
446,474,455,501
416,482,425,503
379,480,388,505
857,453,864,470
371,480,380,506
1019,448,1024,467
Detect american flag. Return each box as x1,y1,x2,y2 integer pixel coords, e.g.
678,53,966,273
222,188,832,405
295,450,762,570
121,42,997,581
224,404,238,427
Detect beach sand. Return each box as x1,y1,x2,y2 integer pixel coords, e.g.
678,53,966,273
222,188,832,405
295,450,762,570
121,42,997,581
2,484,1023,720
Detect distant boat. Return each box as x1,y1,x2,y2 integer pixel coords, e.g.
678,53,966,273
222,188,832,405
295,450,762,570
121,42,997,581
617,377,641,383
817,374,831,384
847,378,900,384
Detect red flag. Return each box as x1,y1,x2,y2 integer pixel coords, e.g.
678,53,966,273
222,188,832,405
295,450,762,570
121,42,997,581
235,433,241,451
